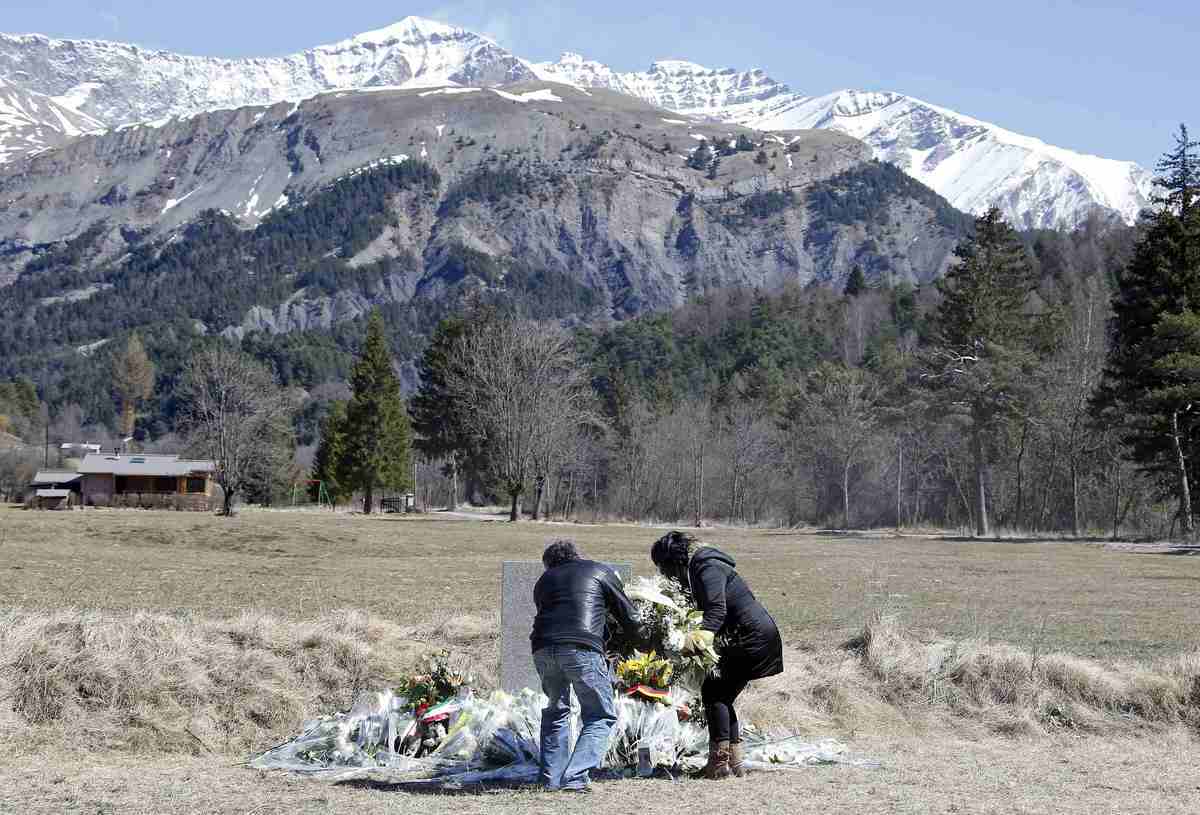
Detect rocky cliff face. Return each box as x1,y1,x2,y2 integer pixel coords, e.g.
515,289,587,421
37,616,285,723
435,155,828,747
0,80,966,353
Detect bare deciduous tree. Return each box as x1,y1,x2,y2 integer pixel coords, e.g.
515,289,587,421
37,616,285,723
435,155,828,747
179,344,295,516
0,446,39,502
445,317,600,522
785,362,883,530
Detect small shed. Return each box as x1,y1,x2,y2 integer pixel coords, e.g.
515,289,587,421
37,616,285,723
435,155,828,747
33,488,73,510
28,470,83,505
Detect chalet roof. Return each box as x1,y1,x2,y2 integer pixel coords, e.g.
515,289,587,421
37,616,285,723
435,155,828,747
32,470,82,485
77,453,216,477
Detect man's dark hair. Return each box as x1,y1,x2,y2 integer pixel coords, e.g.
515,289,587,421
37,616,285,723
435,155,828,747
542,539,582,569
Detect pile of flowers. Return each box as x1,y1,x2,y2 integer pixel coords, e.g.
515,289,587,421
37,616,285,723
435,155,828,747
248,573,877,782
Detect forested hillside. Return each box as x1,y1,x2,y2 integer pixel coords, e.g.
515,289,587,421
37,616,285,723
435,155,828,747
0,80,972,445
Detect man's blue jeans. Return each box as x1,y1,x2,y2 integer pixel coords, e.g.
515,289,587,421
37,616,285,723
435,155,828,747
533,645,617,790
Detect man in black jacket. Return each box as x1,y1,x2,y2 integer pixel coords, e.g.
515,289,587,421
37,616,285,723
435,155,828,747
531,539,641,792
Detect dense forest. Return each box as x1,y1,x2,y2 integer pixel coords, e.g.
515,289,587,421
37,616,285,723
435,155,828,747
402,211,1146,535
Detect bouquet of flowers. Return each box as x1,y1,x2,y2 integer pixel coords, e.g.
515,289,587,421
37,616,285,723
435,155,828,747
615,575,720,695
394,649,472,713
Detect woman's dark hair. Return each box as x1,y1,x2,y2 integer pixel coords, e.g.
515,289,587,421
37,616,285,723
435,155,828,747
542,539,582,569
651,530,696,586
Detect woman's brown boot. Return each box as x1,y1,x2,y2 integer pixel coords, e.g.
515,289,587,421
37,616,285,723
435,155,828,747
701,740,732,779
729,742,748,777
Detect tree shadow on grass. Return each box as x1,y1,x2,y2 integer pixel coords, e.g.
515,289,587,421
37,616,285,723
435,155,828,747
1130,545,1200,556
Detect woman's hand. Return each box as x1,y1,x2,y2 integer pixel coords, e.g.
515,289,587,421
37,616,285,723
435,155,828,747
682,629,715,655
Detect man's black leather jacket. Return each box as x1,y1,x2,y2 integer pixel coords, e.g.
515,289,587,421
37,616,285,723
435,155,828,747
531,559,641,654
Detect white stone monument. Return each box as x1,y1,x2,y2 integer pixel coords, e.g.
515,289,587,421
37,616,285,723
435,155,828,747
500,560,633,694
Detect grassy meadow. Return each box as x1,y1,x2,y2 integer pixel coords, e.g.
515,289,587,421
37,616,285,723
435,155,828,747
2,506,1199,814
3,506,1199,658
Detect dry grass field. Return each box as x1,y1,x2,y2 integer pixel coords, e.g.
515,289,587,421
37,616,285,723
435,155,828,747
2,506,1200,814
4,507,1200,659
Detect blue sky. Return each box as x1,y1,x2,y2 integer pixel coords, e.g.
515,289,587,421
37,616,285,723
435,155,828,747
4,1,1195,168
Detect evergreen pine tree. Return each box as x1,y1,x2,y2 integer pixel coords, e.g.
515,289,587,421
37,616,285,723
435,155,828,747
687,141,713,171
309,400,348,506
410,316,487,508
844,265,866,297
922,208,1045,537
340,311,413,513
1094,125,1200,535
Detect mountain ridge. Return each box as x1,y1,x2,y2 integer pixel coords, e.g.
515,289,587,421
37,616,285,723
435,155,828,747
0,16,1151,229
531,54,1153,229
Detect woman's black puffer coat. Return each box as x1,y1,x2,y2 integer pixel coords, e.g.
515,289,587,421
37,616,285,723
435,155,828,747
687,546,783,681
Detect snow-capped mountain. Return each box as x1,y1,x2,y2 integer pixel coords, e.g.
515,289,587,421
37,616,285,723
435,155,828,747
0,76,103,163
532,52,791,111
0,17,533,126
0,17,1152,228
532,55,1153,229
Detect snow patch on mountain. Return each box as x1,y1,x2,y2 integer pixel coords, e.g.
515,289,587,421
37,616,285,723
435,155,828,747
701,87,1153,228
0,75,103,163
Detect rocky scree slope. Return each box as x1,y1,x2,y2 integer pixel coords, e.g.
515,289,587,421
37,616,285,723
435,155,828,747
0,81,968,367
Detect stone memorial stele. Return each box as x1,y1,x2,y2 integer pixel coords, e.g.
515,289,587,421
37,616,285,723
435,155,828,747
500,560,633,694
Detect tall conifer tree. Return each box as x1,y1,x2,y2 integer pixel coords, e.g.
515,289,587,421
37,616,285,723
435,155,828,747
923,208,1044,537
309,400,348,506
112,333,155,438
341,311,413,513
1095,125,1200,535
410,316,486,508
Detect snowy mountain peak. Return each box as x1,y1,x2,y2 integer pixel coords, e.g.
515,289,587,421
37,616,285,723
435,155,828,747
649,59,716,75
533,50,790,112
0,21,1153,228
345,16,479,47
0,21,535,126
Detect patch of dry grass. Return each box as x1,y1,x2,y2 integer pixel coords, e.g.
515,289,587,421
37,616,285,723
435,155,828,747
843,614,1200,735
3,604,1197,760
4,508,1200,813
0,608,497,755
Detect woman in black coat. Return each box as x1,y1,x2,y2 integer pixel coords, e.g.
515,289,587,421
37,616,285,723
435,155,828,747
650,530,783,779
